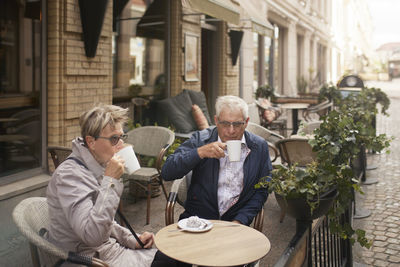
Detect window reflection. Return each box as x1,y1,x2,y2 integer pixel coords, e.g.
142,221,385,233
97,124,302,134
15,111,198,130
113,0,165,126
0,0,42,179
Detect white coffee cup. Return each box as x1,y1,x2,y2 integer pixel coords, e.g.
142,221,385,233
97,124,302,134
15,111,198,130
116,145,141,175
226,140,242,162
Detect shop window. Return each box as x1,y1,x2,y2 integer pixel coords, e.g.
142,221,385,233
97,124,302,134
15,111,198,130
0,0,42,181
113,0,166,126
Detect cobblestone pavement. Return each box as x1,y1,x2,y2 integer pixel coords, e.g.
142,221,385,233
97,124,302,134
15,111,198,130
353,79,400,266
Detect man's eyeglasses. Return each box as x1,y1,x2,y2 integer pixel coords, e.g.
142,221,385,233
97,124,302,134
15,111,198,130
218,120,246,129
95,134,127,146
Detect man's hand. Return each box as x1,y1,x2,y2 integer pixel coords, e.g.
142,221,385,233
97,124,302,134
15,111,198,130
104,155,125,179
197,142,227,159
136,232,154,249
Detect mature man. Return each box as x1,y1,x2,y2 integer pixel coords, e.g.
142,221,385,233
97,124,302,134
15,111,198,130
151,95,272,267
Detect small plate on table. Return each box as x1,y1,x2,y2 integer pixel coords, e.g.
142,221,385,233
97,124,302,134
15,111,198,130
177,218,213,232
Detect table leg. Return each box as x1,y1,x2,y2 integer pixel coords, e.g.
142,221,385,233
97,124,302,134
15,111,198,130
292,109,299,135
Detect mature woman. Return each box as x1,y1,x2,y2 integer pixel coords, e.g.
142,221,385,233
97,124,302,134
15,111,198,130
46,104,156,266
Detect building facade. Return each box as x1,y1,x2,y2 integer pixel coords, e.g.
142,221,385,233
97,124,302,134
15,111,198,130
0,0,374,265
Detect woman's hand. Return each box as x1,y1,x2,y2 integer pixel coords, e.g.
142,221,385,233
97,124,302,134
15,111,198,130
104,155,125,179
136,231,154,249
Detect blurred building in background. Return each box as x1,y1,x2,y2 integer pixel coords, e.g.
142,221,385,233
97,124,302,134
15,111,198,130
0,1,377,265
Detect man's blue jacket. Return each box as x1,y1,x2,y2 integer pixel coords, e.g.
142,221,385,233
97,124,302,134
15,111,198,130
161,127,272,226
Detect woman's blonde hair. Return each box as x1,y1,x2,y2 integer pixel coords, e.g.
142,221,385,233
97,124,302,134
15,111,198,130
79,104,129,143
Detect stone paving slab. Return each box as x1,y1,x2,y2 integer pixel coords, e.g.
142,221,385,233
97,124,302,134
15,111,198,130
353,79,400,266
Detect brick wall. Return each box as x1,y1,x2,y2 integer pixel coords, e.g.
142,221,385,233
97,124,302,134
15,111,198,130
47,0,113,148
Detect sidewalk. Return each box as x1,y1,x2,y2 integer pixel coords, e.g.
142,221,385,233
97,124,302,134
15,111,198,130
352,79,400,266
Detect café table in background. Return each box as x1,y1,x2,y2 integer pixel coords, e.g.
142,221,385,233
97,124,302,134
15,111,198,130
0,118,19,134
280,103,309,135
0,134,30,170
154,220,270,266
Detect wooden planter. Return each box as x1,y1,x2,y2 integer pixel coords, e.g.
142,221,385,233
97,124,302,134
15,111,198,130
275,188,338,221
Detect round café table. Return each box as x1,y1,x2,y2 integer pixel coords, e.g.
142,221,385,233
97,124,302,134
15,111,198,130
154,220,270,267
280,103,309,135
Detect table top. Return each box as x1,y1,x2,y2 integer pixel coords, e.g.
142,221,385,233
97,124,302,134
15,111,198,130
280,103,309,109
154,220,271,266
0,134,29,142
0,118,18,123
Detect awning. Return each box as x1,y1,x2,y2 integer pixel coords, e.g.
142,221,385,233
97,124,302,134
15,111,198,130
182,0,240,25
237,0,274,37
113,0,130,31
136,0,166,40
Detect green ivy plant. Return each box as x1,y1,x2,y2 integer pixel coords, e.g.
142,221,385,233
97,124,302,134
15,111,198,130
255,84,276,101
257,85,392,248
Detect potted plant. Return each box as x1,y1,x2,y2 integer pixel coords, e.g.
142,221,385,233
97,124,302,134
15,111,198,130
271,162,339,222
258,98,391,247
255,84,276,101
296,76,308,96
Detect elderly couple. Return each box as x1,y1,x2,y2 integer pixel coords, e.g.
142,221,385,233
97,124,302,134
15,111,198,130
46,95,272,266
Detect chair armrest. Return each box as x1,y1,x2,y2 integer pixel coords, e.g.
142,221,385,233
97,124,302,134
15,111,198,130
165,178,184,225
67,251,109,267
253,208,264,232
155,143,171,174
267,141,279,163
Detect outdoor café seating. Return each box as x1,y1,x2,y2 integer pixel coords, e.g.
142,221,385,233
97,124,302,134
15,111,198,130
297,120,322,135
302,99,333,122
246,122,283,162
255,99,287,137
274,138,316,222
47,146,72,169
12,197,109,267
123,126,175,225
164,175,265,232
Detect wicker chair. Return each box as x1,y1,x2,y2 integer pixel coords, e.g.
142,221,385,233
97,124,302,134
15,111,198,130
123,126,175,225
47,146,72,169
165,175,265,232
302,100,333,122
275,137,316,167
297,120,322,135
246,122,284,162
12,197,108,267
275,138,317,222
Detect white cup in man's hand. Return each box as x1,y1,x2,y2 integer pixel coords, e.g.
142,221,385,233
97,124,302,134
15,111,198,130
116,145,141,174
226,140,242,162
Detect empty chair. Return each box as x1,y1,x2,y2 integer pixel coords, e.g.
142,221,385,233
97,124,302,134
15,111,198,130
246,122,284,162
274,138,317,222
7,120,41,165
302,100,333,122
6,109,40,134
297,120,322,135
12,197,108,267
123,126,175,224
131,97,150,125
47,146,72,169
275,137,316,167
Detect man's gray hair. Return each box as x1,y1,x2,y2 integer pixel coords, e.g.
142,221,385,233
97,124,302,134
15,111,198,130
215,95,248,120
79,104,129,141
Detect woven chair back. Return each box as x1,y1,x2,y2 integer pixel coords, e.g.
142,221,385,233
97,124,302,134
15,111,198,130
12,197,67,265
125,126,175,157
276,138,316,167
